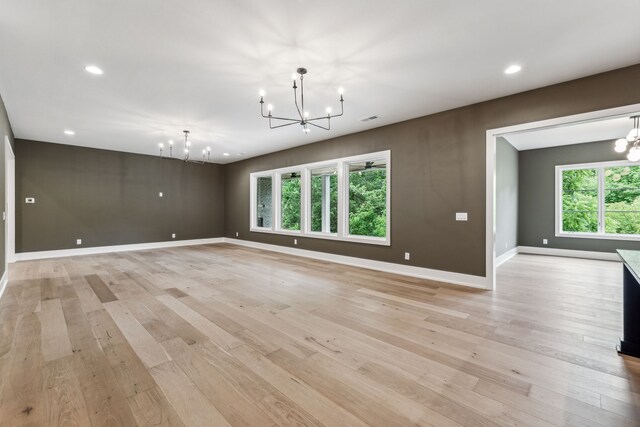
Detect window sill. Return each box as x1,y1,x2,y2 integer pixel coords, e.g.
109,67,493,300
250,227,390,246
556,232,640,242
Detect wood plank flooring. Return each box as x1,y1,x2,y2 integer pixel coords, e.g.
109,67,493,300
1,243,639,426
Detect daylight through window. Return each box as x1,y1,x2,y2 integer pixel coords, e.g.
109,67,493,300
557,161,640,239
250,151,390,245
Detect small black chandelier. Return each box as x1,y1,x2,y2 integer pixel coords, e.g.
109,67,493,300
158,130,211,163
259,67,344,134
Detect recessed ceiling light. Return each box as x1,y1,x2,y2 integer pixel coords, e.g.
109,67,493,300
223,153,230,156
85,65,104,75
504,65,522,75
64,129,75,135
235,153,244,156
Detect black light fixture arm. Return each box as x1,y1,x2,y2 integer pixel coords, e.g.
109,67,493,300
258,67,344,134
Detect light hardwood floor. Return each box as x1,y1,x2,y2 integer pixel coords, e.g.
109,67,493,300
0,244,639,426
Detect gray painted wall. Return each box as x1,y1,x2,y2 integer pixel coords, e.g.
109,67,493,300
15,139,225,253
0,93,15,279
4,64,640,274
519,139,640,252
496,137,518,257
225,65,640,277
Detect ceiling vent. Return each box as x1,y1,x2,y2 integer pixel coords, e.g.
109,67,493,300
360,115,379,122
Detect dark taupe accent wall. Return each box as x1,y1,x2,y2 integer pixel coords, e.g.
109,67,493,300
496,137,518,257
16,139,224,253
0,93,15,278
225,64,640,277
519,139,640,252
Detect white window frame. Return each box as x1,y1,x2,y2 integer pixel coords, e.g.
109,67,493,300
277,168,304,233
250,174,275,231
555,160,640,241
304,163,339,238
250,150,391,246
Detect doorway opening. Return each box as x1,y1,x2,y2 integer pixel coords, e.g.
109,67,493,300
5,136,15,272
486,103,640,290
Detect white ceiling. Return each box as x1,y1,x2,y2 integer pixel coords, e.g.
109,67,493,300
1,0,639,164
504,115,640,151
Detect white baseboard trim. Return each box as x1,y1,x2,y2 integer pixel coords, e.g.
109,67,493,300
14,238,225,261
0,270,7,302
224,238,489,290
496,247,518,267
11,237,623,290
517,246,620,262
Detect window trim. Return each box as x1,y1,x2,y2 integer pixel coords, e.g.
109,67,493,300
555,159,640,241
250,174,275,231
250,150,391,246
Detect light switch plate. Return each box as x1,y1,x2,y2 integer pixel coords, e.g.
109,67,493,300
455,212,468,221
76,239,82,245
25,197,35,204
171,233,176,239
404,252,410,260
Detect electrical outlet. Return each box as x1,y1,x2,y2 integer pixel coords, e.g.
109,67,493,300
404,252,410,260
172,233,176,239
76,239,82,245
543,239,548,245
159,192,163,197
455,212,468,221
294,239,297,245
235,232,239,237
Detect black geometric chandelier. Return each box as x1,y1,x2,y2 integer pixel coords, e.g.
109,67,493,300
259,67,344,134
158,130,211,163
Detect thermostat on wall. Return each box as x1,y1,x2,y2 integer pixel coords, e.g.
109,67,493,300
25,197,35,204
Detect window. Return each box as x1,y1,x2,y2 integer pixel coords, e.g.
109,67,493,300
250,151,391,245
310,166,338,233
348,160,387,237
255,176,273,229
280,171,302,231
557,161,640,240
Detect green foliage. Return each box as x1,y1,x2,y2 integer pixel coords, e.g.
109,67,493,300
310,175,338,232
606,207,640,234
604,166,640,204
562,169,598,233
349,170,387,237
281,177,301,230
562,166,640,235
279,168,387,237
562,193,598,232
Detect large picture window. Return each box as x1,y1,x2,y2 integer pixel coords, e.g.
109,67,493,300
348,160,387,237
250,151,391,245
557,161,640,240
